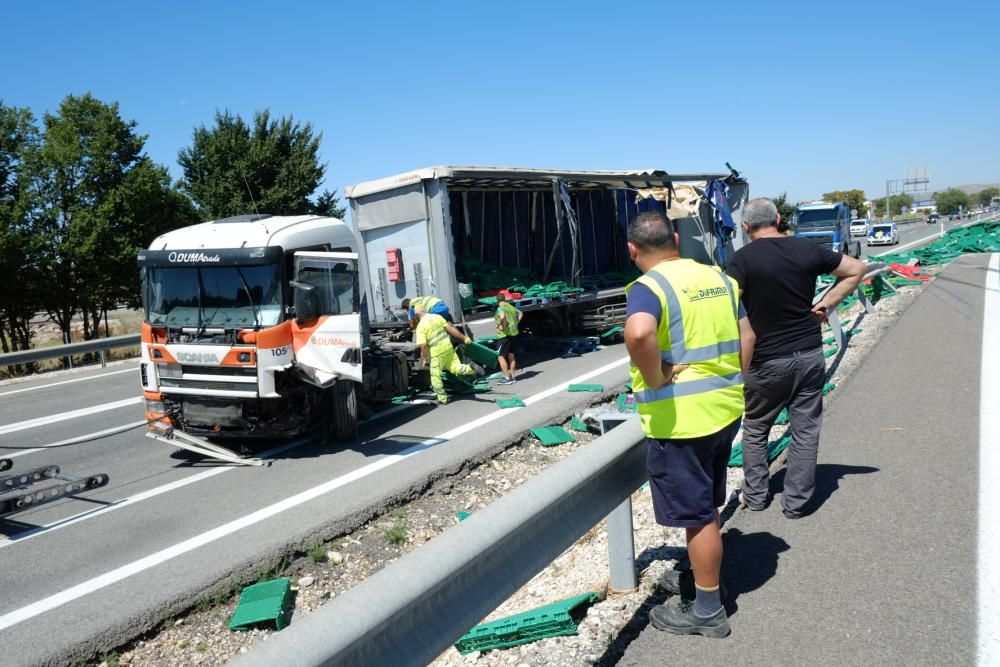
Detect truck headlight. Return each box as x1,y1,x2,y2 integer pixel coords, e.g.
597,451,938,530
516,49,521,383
156,363,182,378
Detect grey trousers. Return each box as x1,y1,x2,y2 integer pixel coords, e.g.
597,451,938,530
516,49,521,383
741,347,826,515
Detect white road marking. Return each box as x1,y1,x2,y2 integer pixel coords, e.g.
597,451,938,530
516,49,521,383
0,367,137,398
0,399,436,546
1,421,148,460
0,397,143,436
0,355,629,630
0,435,315,549
978,253,1000,665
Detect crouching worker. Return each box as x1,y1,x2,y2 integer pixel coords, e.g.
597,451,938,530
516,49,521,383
402,295,452,323
413,305,476,405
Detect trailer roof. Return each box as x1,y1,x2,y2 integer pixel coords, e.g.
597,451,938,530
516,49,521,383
344,166,735,199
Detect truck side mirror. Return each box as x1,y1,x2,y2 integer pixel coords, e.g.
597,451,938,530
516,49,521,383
291,281,319,323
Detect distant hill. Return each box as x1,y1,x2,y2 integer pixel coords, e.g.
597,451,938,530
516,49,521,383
938,183,1000,196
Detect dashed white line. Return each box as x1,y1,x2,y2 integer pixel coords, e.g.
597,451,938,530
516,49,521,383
0,397,142,436
0,355,629,631
978,253,1000,665
0,367,137,397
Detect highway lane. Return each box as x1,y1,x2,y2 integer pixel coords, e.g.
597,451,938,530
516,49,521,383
0,340,631,666
859,216,962,259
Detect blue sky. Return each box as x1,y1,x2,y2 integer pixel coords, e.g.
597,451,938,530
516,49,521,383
3,0,998,204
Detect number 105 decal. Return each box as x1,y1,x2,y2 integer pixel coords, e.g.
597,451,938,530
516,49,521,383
269,346,290,357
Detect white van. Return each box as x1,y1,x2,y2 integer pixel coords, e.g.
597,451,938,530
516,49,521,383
849,219,868,237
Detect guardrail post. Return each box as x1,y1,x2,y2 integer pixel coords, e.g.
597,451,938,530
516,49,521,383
99,349,107,368
600,414,639,591
856,285,874,314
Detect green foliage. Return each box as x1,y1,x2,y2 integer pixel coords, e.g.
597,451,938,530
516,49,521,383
178,108,341,218
384,523,407,545
933,188,971,215
0,102,40,353
26,93,196,344
976,187,1000,207
307,544,328,563
872,193,914,218
771,192,796,232
822,189,867,218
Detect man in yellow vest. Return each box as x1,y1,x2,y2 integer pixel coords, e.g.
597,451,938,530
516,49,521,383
412,304,475,405
494,293,523,385
623,210,755,638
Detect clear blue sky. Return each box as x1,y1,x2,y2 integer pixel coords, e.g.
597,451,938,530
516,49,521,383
3,0,998,204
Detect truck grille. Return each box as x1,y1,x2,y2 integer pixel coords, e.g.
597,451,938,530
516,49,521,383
160,378,258,392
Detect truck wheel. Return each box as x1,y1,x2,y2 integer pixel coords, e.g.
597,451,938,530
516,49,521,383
331,381,359,441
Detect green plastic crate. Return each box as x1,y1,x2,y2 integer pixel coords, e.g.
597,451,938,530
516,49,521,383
229,578,293,631
823,348,837,358
530,426,577,447
616,393,637,413
464,341,500,371
568,416,589,433
456,511,471,522
496,397,526,409
455,592,600,654
568,384,604,393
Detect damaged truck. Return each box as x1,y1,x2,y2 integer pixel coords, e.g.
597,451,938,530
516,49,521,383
137,166,749,464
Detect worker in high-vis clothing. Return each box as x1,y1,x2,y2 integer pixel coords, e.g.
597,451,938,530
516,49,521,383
623,210,754,640
402,295,452,323
412,304,476,405
494,293,523,385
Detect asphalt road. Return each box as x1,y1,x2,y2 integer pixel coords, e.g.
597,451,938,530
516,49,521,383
0,339,630,666
620,254,996,665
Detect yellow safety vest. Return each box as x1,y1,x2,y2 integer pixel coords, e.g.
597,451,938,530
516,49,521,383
415,313,452,356
495,302,520,337
626,258,744,439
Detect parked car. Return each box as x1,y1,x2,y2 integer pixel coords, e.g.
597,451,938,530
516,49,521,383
867,222,899,246
949,212,962,221
849,218,869,236
926,213,940,224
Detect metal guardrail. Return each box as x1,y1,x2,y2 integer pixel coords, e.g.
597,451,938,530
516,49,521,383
230,417,647,667
0,334,140,369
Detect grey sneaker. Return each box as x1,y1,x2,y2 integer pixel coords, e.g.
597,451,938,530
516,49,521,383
658,569,728,600
648,598,731,638
496,378,514,386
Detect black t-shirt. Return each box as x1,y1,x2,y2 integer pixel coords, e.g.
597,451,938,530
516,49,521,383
727,237,842,361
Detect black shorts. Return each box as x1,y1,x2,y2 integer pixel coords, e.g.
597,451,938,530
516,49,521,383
646,418,741,527
497,335,518,357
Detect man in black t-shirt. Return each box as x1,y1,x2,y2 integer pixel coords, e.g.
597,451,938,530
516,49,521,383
727,198,865,518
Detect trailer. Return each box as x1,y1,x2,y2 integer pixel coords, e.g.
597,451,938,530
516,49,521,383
345,166,749,334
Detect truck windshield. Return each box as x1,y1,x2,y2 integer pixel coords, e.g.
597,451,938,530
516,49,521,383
796,210,839,229
146,264,282,329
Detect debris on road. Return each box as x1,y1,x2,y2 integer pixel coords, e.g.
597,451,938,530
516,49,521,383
455,592,601,654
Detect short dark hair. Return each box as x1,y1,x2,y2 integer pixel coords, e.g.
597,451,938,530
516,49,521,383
401,298,411,310
627,210,677,251
496,292,506,302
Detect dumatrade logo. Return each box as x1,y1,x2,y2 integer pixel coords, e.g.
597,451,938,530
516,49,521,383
168,252,221,263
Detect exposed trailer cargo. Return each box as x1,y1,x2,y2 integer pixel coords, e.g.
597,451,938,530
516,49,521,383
345,166,749,333
137,165,749,463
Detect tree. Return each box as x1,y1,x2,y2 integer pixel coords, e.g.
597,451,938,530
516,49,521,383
934,188,971,215
30,94,196,343
872,193,914,218
822,189,867,218
977,187,1000,208
311,188,346,218
0,102,41,353
178,109,341,219
771,192,796,232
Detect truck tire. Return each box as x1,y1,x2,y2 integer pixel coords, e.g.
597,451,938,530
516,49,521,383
331,381,359,441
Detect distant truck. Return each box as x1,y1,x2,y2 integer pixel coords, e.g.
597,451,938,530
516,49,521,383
137,166,750,460
793,201,861,257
